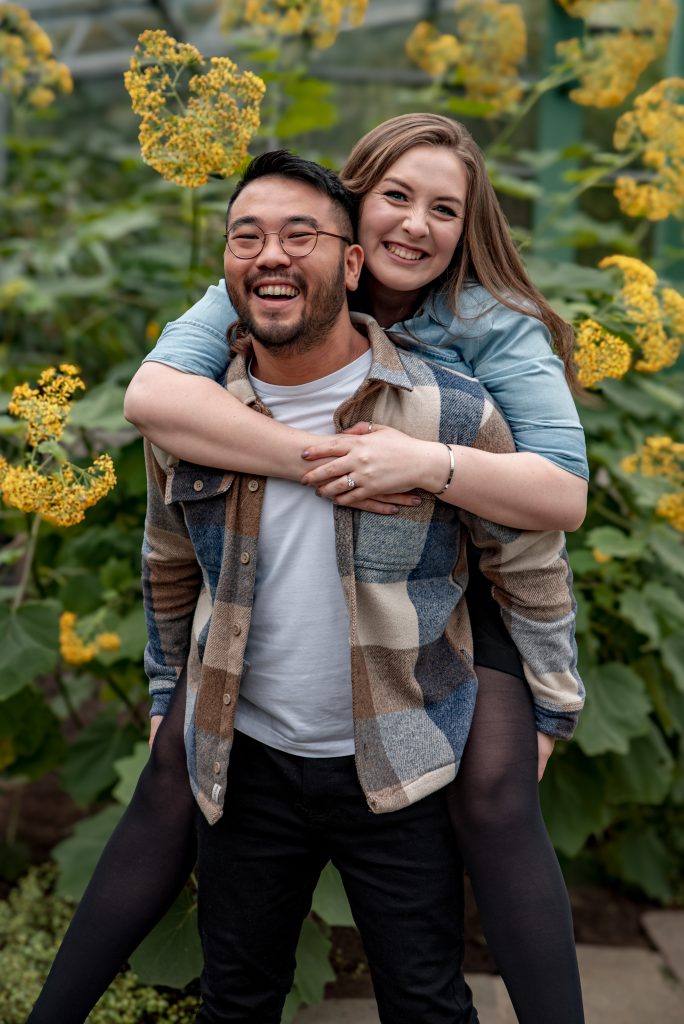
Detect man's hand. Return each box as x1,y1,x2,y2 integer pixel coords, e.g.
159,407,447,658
537,731,556,782
149,715,164,749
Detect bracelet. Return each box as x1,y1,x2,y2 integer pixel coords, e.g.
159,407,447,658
435,443,455,494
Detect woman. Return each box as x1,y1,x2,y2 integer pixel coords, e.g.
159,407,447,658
29,114,586,1024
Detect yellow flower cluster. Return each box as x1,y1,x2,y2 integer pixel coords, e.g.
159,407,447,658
0,3,72,107
8,364,84,447
0,454,117,527
621,436,684,532
405,2,526,115
405,22,462,78
453,0,526,116
573,318,632,388
59,612,121,666
599,255,684,374
556,1,675,108
1,366,117,527
124,30,265,189
221,0,368,49
613,77,684,220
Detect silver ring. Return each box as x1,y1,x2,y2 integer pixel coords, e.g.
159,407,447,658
367,421,373,433
347,475,356,490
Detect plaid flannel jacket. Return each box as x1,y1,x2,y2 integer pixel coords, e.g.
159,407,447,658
143,314,584,824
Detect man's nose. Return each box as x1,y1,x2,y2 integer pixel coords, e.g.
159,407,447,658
255,233,292,268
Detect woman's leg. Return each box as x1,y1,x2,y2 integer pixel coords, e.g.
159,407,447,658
28,674,196,1024
448,666,585,1024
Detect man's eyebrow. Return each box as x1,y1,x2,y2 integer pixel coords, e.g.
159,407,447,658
382,176,464,207
227,214,321,229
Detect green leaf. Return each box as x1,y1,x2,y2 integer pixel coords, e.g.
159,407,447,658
0,686,65,780
58,572,104,615
585,527,645,559
129,887,203,988
281,987,302,1024
54,804,124,900
618,589,660,643
540,748,609,856
36,440,68,464
575,663,651,755
0,601,60,700
568,549,599,576
60,710,139,804
636,377,684,412
68,381,129,434
604,727,674,805
610,827,675,903
97,603,147,664
662,633,684,693
293,917,334,1005
112,741,149,805
642,583,684,628
311,863,355,926
648,525,684,577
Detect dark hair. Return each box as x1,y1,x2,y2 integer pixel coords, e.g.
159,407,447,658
228,150,357,237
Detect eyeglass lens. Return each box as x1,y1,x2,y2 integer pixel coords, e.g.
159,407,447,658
227,226,319,258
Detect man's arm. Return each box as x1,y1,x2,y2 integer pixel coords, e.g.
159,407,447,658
142,439,203,727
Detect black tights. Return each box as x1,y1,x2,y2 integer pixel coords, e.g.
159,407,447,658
28,667,584,1023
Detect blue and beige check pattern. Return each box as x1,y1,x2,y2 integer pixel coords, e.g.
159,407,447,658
143,314,584,825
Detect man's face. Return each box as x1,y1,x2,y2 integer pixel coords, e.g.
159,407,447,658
224,176,358,356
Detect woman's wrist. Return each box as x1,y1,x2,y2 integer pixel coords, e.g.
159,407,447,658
421,441,455,494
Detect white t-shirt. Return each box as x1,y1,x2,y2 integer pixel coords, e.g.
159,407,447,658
234,349,372,757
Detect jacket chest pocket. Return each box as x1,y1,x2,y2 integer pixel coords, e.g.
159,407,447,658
353,499,436,576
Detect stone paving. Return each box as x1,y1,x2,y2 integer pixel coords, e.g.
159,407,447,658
294,912,684,1023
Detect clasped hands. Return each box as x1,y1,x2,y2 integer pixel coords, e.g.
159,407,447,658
300,421,450,514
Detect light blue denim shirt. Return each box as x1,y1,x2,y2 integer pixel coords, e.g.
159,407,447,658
144,281,588,479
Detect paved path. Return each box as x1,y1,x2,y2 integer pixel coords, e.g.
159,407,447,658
294,912,684,1023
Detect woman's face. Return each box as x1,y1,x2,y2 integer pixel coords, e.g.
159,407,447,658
357,144,468,309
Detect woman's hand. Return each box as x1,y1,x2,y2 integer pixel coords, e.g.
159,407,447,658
537,732,556,782
149,715,163,749
301,422,450,505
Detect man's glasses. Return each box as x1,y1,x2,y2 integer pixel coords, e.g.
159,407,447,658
224,225,352,259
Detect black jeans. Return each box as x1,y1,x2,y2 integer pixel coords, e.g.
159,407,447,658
196,731,477,1024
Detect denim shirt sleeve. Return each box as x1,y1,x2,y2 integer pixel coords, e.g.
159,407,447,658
398,288,589,480
143,282,236,381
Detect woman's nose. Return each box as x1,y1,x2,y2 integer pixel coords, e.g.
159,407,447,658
402,205,429,237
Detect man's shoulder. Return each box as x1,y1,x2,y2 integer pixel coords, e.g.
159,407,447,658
396,346,489,398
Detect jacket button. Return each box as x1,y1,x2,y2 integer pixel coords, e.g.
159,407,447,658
193,480,204,492
213,761,221,774
240,551,250,564
248,479,259,492
223,693,231,705
233,623,241,636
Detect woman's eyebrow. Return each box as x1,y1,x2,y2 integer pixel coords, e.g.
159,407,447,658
382,176,463,207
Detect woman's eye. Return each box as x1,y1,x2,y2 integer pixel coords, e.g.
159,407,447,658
433,205,459,218
383,190,408,202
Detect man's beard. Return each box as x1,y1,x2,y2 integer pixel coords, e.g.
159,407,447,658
226,260,347,356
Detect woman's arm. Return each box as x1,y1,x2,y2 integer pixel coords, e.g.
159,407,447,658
299,424,587,531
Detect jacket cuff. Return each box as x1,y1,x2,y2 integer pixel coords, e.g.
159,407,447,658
534,703,581,740
149,689,173,718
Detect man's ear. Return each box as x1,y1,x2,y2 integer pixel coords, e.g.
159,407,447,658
344,243,364,292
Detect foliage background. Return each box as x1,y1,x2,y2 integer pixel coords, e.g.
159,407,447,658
1,0,683,1020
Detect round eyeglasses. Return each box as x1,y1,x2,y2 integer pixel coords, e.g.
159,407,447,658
224,225,352,259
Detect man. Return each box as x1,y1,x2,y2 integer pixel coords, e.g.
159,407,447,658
142,151,579,1024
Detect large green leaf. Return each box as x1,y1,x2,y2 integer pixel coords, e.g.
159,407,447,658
311,863,355,927
604,727,674,805
662,632,684,693
540,749,609,857
584,527,645,560
610,827,676,903
129,886,203,988
575,663,651,756
54,804,124,900
618,589,659,644
0,686,65,780
0,601,60,700
648,525,684,577
112,741,150,805
60,709,139,804
96,604,147,665
642,583,684,628
293,917,334,1005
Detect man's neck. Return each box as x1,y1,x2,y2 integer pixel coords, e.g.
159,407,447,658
250,317,370,386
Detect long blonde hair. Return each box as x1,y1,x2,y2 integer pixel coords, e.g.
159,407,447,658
340,113,577,388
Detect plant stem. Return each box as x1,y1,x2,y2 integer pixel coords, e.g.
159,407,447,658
489,71,573,154
106,675,146,730
189,188,200,271
12,513,41,612
55,667,84,730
